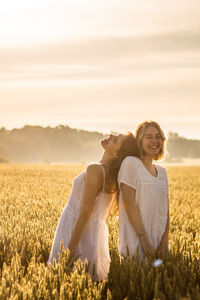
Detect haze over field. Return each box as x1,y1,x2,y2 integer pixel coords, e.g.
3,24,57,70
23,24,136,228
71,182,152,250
0,0,200,138
0,126,199,164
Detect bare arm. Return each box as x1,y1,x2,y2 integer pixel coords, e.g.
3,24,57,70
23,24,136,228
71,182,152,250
121,183,155,256
68,165,103,252
161,207,170,243
157,196,170,257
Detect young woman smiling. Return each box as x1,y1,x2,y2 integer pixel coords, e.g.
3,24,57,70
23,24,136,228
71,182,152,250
48,132,139,281
118,121,169,259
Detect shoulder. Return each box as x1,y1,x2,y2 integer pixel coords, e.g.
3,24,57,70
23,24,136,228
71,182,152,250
156,164,167,174
156,164,168,180
86,164,103,178
118,156,139,187
121,156,141,169
85,164,103,188
119,156,140,179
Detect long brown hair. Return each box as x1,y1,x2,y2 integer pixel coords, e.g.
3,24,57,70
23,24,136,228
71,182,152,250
104,132,139,193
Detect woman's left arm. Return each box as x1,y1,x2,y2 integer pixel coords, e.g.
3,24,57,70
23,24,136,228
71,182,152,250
68,165,102,252
157,196,170,257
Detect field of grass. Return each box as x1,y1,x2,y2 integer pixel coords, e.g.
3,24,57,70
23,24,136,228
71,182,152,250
0,164,200,299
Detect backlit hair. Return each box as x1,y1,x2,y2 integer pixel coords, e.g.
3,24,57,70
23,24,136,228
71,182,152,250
105,132,139,193
135,120,166,160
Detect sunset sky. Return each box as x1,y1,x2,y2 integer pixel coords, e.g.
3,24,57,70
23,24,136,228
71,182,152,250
1,0,200,138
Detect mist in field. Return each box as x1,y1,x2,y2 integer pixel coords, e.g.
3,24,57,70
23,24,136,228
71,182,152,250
161,158,200,167
0,125,200,165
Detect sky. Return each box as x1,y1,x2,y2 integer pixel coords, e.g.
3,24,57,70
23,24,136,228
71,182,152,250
0,0,200,139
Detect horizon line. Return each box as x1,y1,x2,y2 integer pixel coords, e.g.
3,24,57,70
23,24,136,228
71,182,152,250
0,123,199,141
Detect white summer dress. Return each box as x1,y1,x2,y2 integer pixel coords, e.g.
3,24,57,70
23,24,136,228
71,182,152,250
118,156,169,258
48,165,113,281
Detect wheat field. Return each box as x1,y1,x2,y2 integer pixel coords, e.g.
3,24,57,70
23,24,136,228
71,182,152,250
0,163,200,299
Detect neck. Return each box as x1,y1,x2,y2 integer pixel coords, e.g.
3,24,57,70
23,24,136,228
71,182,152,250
141,155,153,169
99,151,115,166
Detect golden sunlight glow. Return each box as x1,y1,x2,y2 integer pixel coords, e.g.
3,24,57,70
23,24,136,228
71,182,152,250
0,0,200,138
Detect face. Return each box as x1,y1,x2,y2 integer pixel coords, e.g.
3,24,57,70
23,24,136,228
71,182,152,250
142,126,163,158
101,134,127,156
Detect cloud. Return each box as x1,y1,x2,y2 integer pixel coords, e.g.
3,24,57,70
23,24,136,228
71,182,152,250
0,30,199,85
1,30,200,67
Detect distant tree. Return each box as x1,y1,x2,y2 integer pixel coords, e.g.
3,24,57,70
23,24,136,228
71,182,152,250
43,155,50,164
188,147,200,158
1,125,199,163
166,132,200,159
167,132,180,139
0,127,8,133
0,144,11,162
0,156,9,163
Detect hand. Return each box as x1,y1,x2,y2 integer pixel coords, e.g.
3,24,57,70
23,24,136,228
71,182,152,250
68,245,76,259
139,234,155,257
157,239,168,259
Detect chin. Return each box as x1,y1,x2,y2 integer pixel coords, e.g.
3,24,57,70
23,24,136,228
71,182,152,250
146,150,159,157
101,140,106,149
151,151,160,156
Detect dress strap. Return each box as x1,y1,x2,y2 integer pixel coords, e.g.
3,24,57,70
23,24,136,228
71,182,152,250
100,165,106,192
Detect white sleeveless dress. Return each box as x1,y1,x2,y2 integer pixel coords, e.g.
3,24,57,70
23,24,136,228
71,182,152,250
48,165,113,281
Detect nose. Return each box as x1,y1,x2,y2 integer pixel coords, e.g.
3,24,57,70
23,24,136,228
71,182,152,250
152,137,161,143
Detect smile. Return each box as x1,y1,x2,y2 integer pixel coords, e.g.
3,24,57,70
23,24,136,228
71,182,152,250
148,146,160,150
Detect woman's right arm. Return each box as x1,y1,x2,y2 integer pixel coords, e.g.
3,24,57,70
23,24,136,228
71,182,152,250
121,183,155,256
67,165,102,253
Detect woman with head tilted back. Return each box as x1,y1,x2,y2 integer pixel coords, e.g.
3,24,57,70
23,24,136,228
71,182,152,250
118,121,169,259
48,132,139,281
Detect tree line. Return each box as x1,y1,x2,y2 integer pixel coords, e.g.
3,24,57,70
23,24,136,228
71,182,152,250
0,126,199,163
166,132,200,160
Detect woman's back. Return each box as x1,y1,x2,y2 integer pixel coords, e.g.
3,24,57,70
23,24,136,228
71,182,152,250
67,167,113,219
48,165,113,281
